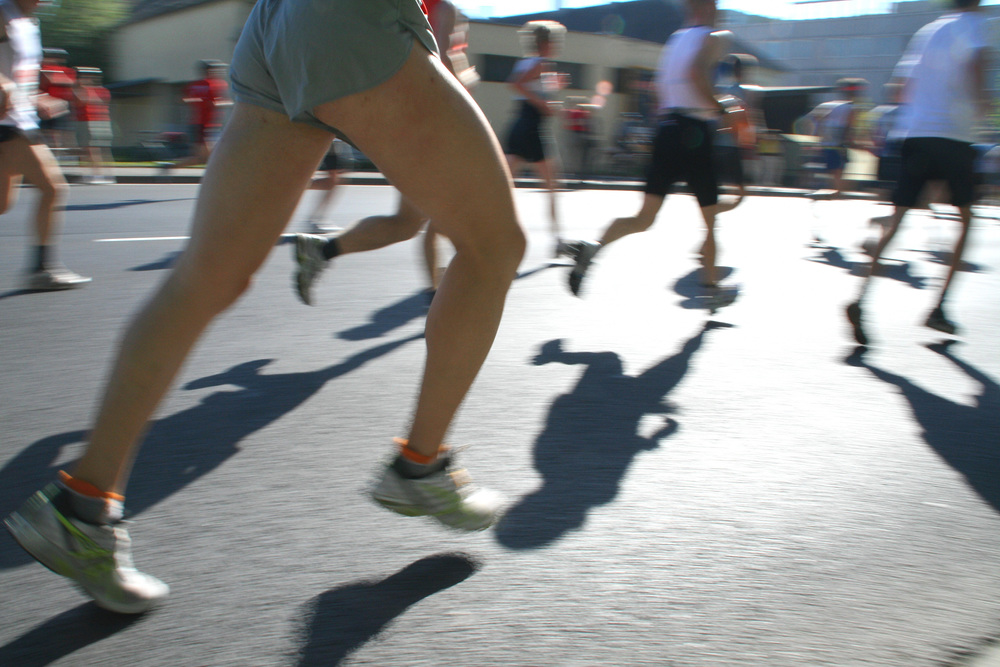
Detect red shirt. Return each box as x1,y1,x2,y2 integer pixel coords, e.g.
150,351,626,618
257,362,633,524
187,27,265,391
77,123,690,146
184,77,228,127
74,85,110,122
40,64,75,103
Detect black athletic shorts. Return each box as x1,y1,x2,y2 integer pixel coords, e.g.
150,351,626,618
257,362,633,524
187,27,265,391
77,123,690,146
893,137,977,208
714,144,745,187
0,125,41,144
644,113,718,207
506,101,546,163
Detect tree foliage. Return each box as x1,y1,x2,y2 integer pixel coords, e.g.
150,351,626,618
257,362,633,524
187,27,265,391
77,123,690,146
37,0,129,75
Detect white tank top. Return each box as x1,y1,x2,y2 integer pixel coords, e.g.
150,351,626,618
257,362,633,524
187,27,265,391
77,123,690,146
0,0,40,131
655,25,715,121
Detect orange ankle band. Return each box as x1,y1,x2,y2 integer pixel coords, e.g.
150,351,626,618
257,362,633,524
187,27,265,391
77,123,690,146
394,437,446,465
59,471,124,502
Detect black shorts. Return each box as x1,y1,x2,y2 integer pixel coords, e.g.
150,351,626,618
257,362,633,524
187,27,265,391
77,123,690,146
0,125,41,145
505,101,546,163
893,137,977,208
644,113,718,208
876,141,903,187
713,144,745,186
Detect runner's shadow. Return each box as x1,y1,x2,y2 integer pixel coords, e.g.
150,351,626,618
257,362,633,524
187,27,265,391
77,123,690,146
846,343,1000,512
129,250,181,271
0,334,422,570
911,249,984,274
294,553,479,666
64,198,194,212
337,263,560,341
496,321,732,549
0,602,141,667
673,267,736,311
807,247,927,288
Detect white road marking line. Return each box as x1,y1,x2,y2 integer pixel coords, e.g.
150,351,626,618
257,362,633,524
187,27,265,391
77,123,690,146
95,236,190,242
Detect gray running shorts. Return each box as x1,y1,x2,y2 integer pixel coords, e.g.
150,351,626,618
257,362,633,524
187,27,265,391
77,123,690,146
230,0,438,138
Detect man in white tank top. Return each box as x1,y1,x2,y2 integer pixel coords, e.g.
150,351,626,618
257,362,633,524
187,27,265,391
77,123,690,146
567,0,740,305
846,0,992,344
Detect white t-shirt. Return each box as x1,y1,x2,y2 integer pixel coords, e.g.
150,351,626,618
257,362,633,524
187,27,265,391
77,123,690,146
812,100,853,148
893,11,988,143
0,0,40,131
655,25,718,121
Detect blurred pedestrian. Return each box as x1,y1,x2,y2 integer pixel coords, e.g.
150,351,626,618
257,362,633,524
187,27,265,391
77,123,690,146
846,0,992,344
0,0,89,290
5,0,524,614
566,0,740,304
159,59,231,175
504,20,570,258
302,138,351,234
72,67,114,184
295,0,479,301
807,78,866,197
38,47,73,150
714,53,761,206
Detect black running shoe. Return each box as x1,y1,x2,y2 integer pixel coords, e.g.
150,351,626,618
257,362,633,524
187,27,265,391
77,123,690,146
846,301,868,346
568,242,598,296
925,306,957,335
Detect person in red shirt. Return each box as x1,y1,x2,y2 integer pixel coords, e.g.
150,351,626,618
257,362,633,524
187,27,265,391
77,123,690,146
72,67,114,184
161,59,231,174
38,48,74,149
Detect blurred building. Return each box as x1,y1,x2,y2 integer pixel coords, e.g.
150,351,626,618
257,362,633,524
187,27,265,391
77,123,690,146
105,0,998,170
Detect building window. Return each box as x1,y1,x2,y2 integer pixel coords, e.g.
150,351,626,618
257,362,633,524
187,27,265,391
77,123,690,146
477,54,519,83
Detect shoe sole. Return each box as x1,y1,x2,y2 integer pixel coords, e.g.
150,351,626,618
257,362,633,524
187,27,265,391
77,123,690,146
5,507,164,614
4,510,77,579
293,236,316,306
925,320,957,335
371,489,498,532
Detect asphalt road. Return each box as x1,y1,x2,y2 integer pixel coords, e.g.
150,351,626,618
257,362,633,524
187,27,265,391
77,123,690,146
1,182,999,666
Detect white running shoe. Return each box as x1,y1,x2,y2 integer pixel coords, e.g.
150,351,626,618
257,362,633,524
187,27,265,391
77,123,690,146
26,267,92,291
371,452,504,532
4,485,169,614
293,233,330,306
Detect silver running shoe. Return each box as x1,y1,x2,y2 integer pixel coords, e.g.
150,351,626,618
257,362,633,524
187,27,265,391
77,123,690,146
371,453,504,532
293,233,330,306
26,267,91,291
4,485,169,614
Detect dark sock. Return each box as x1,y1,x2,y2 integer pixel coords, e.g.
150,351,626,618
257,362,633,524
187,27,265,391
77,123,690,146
34,245,50,272
322,238,341,261
392,453,449,479
55,480,124,524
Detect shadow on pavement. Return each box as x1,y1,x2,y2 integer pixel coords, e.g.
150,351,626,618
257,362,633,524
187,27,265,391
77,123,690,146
807,247,928,289
337,262,563,341
0,602,143,667
129,250,182,271
846,342,1000,513
293,553,479,666
64,198,195,212
673,267,737,311
496,321,732,550
0,334,422,570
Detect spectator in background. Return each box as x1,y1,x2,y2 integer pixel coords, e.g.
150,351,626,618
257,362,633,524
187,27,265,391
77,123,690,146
38,47,74,151
505,20,571,258
160,59,231,175
72,67,114,184
564,96,595,184
714,53,761,206
807,78,867,197
0,0,89,290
